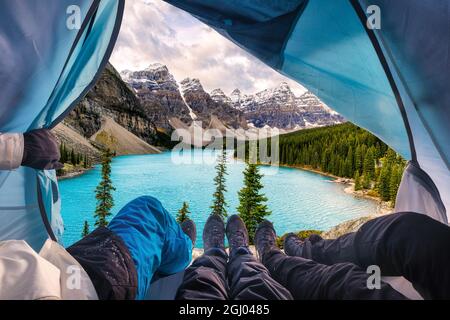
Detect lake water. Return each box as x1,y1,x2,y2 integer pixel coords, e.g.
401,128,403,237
59,150,378,248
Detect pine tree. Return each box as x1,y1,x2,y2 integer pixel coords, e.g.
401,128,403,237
355,145,362,174
389,165,402,206
83,153,89,169
210,149,228,219
237,163,271,243
363,148,375,180
59,143,66,163
354,171,361,191
362,173,371,189
94,149,116,227
177,202,191,223
63,144,68,164
82,220,90,237
346,146,353,177
70,149,76,166
378,159,392,201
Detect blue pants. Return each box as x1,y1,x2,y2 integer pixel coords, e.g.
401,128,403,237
68,196,193,300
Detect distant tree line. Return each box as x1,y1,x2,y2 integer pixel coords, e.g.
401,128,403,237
278,123,406,205
59,143,92,169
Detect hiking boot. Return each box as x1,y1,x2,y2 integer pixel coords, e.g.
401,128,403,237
203,214,225,251
283,233,304,257
226,215,249,252
180,219,197,248
255,220,277,260
284,233,323,257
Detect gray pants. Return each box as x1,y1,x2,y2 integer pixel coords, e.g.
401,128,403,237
176,247,293,300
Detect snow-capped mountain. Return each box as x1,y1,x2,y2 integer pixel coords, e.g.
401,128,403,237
180,78,247,129
210,88,232,105
219,82,344,129
121,64,192,130
121,63,179,92
121,64,344,132
180,78,204,93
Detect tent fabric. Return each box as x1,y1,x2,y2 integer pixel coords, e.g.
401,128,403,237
395,162,447,223
166,0,309,68
357,0,450,221
0,0,124,251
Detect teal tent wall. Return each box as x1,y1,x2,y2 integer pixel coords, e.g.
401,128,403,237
0,0,124,250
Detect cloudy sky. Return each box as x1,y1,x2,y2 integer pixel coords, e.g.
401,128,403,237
110,0,307,96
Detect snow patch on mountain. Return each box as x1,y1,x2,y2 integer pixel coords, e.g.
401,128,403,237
180,78,204,94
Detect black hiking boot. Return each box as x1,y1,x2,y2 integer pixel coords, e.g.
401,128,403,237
203,214,225,252
255,220,278,261
180,219,197,248
284,233,323,257
283,233,304,257
226,215,249,253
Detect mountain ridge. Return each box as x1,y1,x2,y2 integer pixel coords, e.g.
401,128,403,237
122,64,344,131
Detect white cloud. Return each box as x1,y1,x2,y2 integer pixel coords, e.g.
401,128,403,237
110,0,307,96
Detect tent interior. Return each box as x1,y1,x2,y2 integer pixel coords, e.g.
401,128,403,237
0,0,448,300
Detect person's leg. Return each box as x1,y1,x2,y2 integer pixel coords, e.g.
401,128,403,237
284,231,356,265
69,196,193,300
256,220,406,300
227,247,293,300
177,215,229,300
283,212,450,299
67,226,138,300
226,215,293,300
176,248,230,300
262,248,406,300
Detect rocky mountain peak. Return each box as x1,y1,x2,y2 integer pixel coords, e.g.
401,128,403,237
255,82,295,105
144,62,167,71
210,88,232,104
120,64,192,129
120,64,178,92
230,88,242,103
180,78,204,94
277,82,291,91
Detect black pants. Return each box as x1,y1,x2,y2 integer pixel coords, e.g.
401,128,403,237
262,249,406,300
278,212,450,300
176,247,293,300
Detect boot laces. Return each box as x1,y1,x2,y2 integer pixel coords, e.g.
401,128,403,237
259,228,275,247
231,230,247,247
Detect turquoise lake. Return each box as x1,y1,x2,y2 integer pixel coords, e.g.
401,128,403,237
59,150,378,248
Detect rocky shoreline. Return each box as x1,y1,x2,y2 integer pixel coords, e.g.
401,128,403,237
57,167,94,180
340,179,393,215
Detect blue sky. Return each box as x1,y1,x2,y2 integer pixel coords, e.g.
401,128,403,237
110,0,306,96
